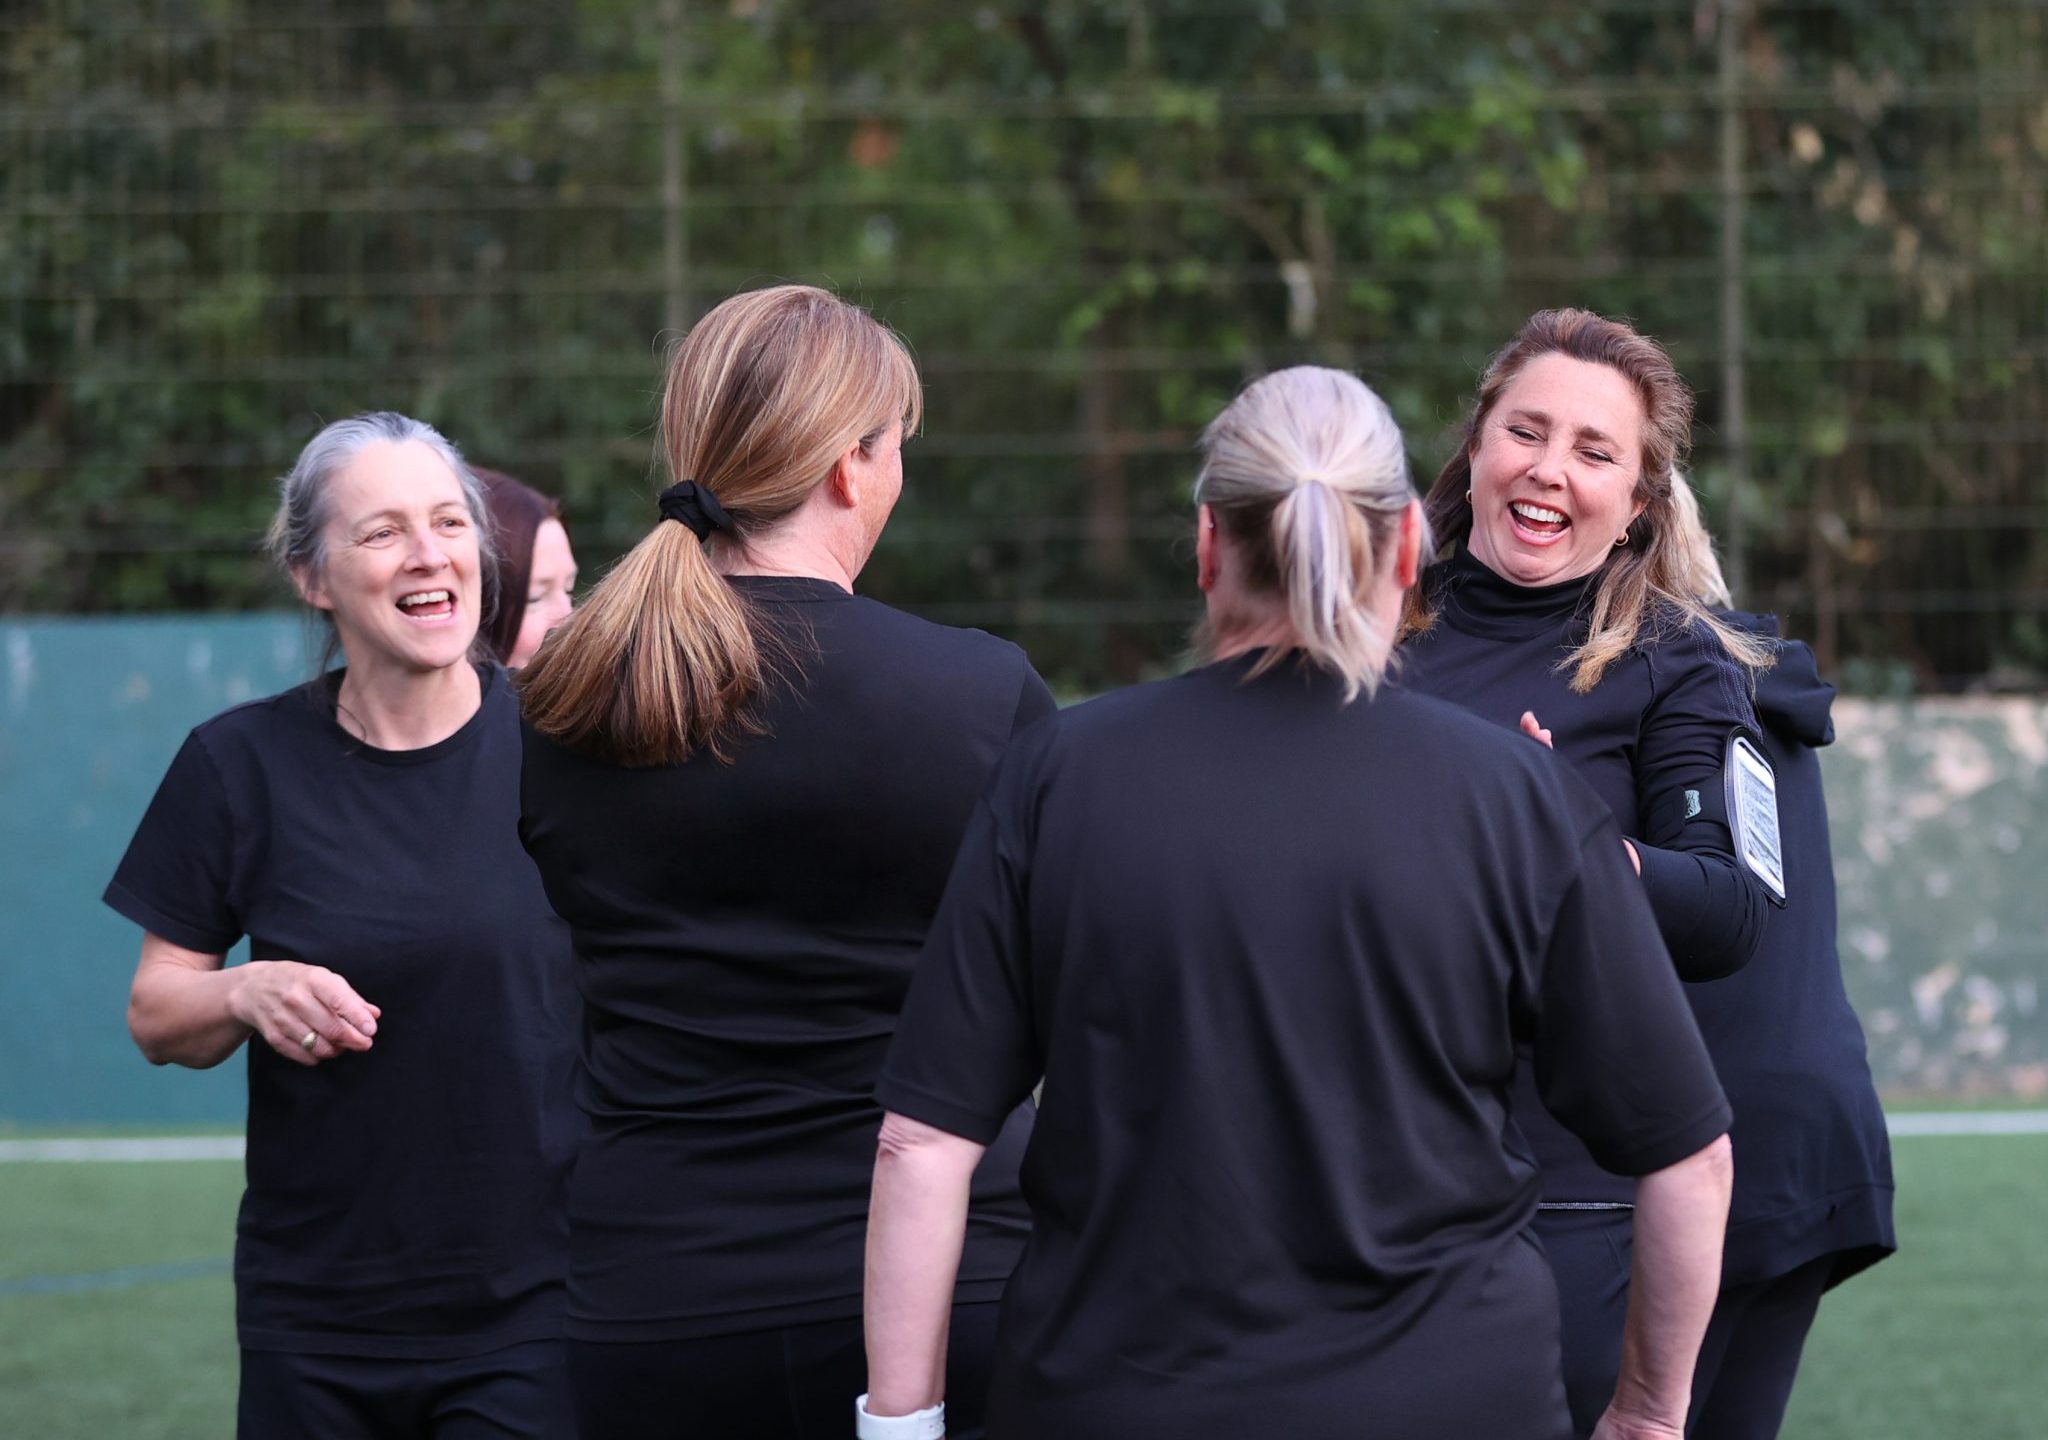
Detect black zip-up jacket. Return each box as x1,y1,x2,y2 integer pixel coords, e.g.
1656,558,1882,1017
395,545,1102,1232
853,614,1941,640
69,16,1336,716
1399,549,1770,1202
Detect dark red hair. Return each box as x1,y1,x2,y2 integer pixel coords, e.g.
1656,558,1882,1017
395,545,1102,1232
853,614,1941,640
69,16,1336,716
474,468,564,665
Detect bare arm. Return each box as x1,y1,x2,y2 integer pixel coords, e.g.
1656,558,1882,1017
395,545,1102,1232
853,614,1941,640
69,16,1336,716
1592,1133,1735,1440
128,932,379,1070
863,1112,988,1420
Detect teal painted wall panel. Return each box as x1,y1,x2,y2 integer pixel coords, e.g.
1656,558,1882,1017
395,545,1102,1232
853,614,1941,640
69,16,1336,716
2,617,2044,1125
1,615,314,1127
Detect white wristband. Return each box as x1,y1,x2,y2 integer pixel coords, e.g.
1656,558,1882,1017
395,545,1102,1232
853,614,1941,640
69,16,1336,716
854,1393,945,1439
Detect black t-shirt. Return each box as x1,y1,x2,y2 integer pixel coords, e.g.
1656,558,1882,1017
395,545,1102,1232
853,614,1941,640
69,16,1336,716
1398,549,1768,1204
1688,614,1894,1287
104,664,579,1358
879,654,1729,1440
518,575,1053,1342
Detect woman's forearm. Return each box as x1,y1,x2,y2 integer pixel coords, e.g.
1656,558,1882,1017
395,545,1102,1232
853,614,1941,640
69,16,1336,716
864,1113,987,1418
1605,1134,1734,1432
128,937,250,1068
1632,843,1766,981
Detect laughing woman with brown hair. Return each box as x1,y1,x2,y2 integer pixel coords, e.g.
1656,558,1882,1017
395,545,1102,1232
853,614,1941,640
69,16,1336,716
1399,309,1777,1435
516,284,1052,1440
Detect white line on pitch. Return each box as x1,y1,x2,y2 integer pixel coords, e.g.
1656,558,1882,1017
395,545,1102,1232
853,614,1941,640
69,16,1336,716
0,1136,244,1162
3,1115,2046,1162
1885,1110,2048,1136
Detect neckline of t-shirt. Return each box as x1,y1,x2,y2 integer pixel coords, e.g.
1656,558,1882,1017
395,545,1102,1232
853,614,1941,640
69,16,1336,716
313,662,500,765
726,574,855,603
1196,647,1350,694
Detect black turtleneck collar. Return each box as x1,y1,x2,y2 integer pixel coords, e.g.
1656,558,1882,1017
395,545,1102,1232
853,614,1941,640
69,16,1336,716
1426,546,1598,641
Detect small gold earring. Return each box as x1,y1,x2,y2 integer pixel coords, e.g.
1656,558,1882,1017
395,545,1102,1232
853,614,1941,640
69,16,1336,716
1614,533,1629,547
1464,489,1473,504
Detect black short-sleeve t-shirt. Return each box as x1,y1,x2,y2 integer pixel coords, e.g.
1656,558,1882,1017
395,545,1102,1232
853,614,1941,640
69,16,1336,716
518,575,1054,1342
879,654,1728,1440
104,665,580,1358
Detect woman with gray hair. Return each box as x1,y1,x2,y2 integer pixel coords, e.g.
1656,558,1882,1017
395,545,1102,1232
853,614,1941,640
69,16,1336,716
105,413,580,1438
863,367,1733,1440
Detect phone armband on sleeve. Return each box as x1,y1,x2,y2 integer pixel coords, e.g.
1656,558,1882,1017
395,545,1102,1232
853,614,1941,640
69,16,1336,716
1724,732,1788,906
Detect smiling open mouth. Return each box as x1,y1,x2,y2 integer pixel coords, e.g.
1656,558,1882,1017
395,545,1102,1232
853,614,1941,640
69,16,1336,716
1510,500,1570,539
396,590,455,619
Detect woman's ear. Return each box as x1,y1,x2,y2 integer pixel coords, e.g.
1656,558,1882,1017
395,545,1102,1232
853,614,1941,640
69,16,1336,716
1394,499,1424,588
1196,504,1220,592
825,438,866,510
293,564,333,613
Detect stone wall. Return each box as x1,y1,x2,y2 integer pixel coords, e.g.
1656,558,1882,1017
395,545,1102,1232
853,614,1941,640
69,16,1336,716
1828,700,2048,1099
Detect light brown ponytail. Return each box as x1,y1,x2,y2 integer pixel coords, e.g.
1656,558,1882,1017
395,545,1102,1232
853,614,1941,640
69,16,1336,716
518,285,922,765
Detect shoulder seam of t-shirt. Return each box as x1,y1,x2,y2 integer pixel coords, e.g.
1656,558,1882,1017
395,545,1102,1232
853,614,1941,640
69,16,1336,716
189,723,248,909
1528,804,1612,964
107,727,245,953
1005,649,1042,737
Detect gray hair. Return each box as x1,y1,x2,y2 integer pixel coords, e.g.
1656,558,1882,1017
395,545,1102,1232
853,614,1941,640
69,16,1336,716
265,411,498,667
1194,366,1427,701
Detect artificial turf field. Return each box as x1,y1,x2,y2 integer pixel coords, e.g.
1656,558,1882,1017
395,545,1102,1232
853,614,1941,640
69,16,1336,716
1,1133,2039,1438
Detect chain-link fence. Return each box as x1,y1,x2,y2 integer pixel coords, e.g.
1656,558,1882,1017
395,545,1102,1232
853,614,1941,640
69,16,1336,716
5,1,2045,691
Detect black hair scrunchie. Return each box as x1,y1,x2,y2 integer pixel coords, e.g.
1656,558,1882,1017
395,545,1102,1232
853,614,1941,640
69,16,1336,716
657,481,734,541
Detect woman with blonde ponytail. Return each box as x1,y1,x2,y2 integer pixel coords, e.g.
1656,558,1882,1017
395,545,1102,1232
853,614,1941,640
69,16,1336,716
516,285,1053,1440
1400,309,1778,1438
865,367,1732,1440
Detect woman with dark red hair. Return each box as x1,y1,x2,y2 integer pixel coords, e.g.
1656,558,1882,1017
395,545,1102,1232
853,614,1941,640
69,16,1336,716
477,467,579,667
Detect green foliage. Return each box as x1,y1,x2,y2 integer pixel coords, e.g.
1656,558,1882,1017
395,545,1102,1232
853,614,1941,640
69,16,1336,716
3,1,2044,689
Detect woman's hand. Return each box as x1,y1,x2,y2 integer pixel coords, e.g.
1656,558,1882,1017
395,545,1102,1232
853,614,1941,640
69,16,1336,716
1590,1408,1684,1440
130,935,379,1070
1521,712,1643,874
229,961,380,1066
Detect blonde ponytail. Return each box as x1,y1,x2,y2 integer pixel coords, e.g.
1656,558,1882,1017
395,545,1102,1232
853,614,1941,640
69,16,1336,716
518,284,921,766
1197,367,1423,701
1266,478,1396,698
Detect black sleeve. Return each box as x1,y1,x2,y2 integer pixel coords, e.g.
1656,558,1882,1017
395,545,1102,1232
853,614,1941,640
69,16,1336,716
1009,652,1058,736
102,731,244,954
877,760,1042,1145
1631,625,1771,981
1532,810,1732,1177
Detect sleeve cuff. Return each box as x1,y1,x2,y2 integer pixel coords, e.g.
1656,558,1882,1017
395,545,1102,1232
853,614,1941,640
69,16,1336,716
1631,840,1696,908
874,1072,1011,1147
1584,1095,1733,1178
102,880,239,956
